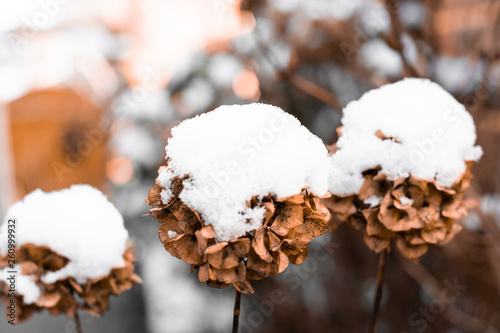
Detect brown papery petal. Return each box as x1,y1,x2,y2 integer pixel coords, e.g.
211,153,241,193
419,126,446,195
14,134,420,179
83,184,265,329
263,202,276,225
271,250,290,274
359,175,387,201
420,227,447,244
363,234,390,253
166,234,204,265
205,243,240,269
363,209,396,239
442,200,467,219
233,280,254,294
252,228,273,263
276,193,305,205
396,237,428,260
229,238,251,258
273,204,304,230
146,185,163,206
35,292,61,308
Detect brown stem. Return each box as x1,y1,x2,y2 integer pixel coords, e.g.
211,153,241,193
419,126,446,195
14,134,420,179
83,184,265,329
285,73,343,110
368,249,388,333
232,289,242,333
384,0,421,78
75,310,83,333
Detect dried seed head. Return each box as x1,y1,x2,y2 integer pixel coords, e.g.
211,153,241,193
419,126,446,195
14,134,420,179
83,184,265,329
326,141,475,261
0,245,141,322
147,166,331,294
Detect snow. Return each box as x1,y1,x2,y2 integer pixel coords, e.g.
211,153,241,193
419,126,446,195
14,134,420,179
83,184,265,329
360,39,403,78
0,266,40,304
180,78,216,115
433,56,482,94
271,0,364,20
160,188,173,205
167,230,178,238
160,103,330,242
206,54,243,88
399,1,427,28
0,185,129,284
329,78,483,196
360,0,390,37
113,126,163,167
364,196,382,208
399,197,414,206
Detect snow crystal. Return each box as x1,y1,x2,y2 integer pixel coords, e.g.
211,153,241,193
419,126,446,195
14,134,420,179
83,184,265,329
0,266,40,304
329,78,483,196
167,230,178,238
160,188,173,205
364,196,382,208
399,197,414,206
160,103,330,242
0,185,129,284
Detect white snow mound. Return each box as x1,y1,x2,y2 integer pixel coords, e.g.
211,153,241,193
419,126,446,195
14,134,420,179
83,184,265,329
160,103,330,242
0,185,129,285
329,78,482,195
0,266,41,304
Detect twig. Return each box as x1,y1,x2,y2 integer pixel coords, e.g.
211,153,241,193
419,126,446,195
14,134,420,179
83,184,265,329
384,0,421,78
397,253,488,332
75,310,83,333
250,19,343,110
232,289,242,333
368,249,388,333
278,72,343,110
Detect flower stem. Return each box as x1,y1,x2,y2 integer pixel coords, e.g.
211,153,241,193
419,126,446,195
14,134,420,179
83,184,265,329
368,249,388,333
75,310,83,333
232,289,242,333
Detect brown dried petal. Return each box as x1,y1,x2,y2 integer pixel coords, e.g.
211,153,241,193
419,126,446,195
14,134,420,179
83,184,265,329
324,196,357,221
437,224,463,246
359,175,387,201
147,185,163,206
363,209,396,239
205,243,239,269
252,228,273,263
396,237,428,260
272,204,304,232
246,254,272,280
233,280,254,294
420,227,447,244
263,202,276,225
268,231,282,252
165,234,203,265
276,193,305,204
271,250,290,274
34,292,61,308
442,200,467,219
229,238,251,258
363,234,390,253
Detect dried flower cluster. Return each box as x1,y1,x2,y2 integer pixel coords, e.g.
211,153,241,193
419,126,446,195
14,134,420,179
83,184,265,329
0,244,141,322
325,140,475,261
146,166,331,294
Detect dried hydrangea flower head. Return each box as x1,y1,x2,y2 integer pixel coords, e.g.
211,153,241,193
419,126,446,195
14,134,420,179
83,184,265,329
325,79,482,260
0,185,141,322
146,103,331,293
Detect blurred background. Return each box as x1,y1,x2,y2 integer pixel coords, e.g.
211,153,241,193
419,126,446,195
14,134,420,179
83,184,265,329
0,0,499,332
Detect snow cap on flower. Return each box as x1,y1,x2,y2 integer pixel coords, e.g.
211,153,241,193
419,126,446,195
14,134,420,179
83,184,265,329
0,185,128,284
328,78,482,196
147,103,332,293
159,103,330,242
325,79,481,260
0,185,141,321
